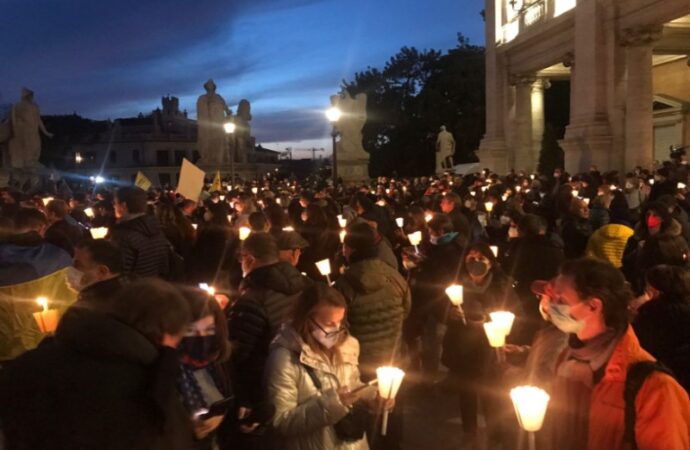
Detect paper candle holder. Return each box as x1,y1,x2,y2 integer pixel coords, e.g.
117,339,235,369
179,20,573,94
445,284,464,306
339,230,347,244
338,217,347,228
90,227,109,239
510,385,550,432
407,231,422,246
484,202,494,213
489,245,499,257
395,217,404,228
239,227,251,241
84,207,95,218
315,259,331,276
489,311,516,336
483,321,506,347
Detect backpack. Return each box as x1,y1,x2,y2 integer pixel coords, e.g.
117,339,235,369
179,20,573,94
623,361,675,450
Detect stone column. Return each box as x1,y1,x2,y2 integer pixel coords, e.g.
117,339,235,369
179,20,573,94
560,0,612,173
621,25,663,171
531,78,550,173
513,74,536,171
479,0,509,173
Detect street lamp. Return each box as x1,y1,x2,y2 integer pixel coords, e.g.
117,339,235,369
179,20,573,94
224,120,236,185
75,152,83,164
326,106,341,185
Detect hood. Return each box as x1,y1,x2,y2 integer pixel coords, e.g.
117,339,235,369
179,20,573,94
56,307,159,366
245,261,309,296
661,218,683,238
115,214,162,238
343,258,399,294
597,223,634,240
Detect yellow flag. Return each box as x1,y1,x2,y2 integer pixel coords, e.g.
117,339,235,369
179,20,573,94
135,171,152,191
210,170,222,192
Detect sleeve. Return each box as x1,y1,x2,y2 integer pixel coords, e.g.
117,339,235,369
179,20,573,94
266,348,349,436
635,372,690,450
110,232,137,274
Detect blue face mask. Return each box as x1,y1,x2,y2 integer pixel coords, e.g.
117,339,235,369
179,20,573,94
548,303,585,334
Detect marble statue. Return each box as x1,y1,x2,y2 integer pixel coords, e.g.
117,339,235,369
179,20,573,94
235,99,252,164
331,92,368,159
7,88,52,169
436,125,455,173
196,79,231,166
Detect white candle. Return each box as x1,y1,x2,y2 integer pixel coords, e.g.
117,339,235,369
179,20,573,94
489,245,499,257
445,284,463,306
571,190,579,197
510,386,550,432
424,213,433,223
339,230,347,244
239,227,251,241
489,311,516,336
90,227,108,239
198,283,216,296
678,182,686,190
282,226,295,231
33,296,59,333
484,201,494,213
396,217,404,228
338,217,347,228
483,321,506,347
84,207,94,218
41,197,54,207
376,366,405,436
251,187,258,194
315,259,332,284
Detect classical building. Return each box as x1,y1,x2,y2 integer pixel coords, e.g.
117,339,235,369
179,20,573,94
480,0,690,174
63,96,279,187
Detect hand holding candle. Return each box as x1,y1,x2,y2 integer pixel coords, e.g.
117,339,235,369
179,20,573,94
239,226,251,241
395,217,404,229
407,231,422,254
510,385,550,450
376,366,405,436
90,227,108,239
315,259,332,285
33,296,59,334
445,284,466,325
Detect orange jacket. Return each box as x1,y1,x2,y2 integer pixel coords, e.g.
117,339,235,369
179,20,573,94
581,326,690,450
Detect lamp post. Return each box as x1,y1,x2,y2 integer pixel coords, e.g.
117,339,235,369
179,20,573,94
326,106,342,185
224,120,236,185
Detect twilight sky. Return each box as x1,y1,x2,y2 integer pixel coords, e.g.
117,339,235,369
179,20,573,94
1,0,485,157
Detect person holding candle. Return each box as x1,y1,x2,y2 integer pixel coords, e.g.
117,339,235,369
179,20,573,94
265,283,385,450
441,242,524,447
546,258,690,450
0,279,195,450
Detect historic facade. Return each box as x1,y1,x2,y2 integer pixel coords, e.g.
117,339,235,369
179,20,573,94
480,0,690,174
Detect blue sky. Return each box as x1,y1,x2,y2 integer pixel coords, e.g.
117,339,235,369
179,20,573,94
1,0,485,157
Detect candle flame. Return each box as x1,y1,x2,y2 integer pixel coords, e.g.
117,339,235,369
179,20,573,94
36,296,49,312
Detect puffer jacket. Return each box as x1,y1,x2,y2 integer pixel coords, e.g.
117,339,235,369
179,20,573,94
585,223,634,268
110,214,171,278
265,325,370,450
335,257,410,377
550,327,690,450
228,262,310,405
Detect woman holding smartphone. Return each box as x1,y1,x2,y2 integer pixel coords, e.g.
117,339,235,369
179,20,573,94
177,287,233,450
265,283,385,450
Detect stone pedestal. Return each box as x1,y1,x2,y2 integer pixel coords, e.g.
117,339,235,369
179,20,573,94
337,158,370,183
478,138,509,174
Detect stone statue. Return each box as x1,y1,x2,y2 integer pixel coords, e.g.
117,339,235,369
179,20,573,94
331,92,368,159
7,88,52,169
436,125,456,173
234,99,252,164
196,79,231,166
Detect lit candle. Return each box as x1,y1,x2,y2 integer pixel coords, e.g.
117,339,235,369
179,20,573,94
198,283,216,296
515,186,522,193
678,182,686,190
338,217,347,228
42,197,54,207
90,227,108,239
376,366,405,436
282,226,295,231
277,198,282,205
226,214,233,223
424,213,433,223
484,202,494,213
239,227,251,241
315,259,332,284
571,190,579,197
339,230,347,244
483,321,506,348
220,195,225,201
510,385,550,450
489,311,516,336
407,231,422,254
251,187,258,194
376,199,386,207
649,179,655,185
33,296,59,333
610,185,618,191
445,284,463,306
395,217,404,228
192,223,198,230
84,207,94,218
582,198,590,206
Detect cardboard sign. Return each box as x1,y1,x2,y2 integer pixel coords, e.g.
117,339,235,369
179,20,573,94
210,170,222,193
176,159,206,201
134,171,152,191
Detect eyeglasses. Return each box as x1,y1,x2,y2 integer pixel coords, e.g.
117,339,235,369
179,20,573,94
310,318,346,338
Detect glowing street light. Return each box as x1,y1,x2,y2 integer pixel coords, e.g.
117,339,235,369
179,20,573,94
326,106,342,185
223,121,236,134
75,152,83,164
325,107,342,123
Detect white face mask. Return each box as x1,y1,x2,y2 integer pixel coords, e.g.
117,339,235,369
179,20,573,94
65,267,85,293
549,303,585,334
311,324,341,349
464,200,473,208
500,215,511,225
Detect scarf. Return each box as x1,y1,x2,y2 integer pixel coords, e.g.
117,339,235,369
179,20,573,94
551,329,620,450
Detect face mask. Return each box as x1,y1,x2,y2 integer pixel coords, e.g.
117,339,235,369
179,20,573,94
429,236,440,245
548,303,585,334
647,215,662,229
466,259,489,277
508,226,519,238
500,215,511,225
65,267,85,292
311,325,340,349
179,335,219,363
464,200,473,208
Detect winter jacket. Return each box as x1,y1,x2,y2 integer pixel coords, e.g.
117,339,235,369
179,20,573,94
45,219,86,256
442,269,524,374
635,219,689,277
0,232,75,360
335,257,410,377
228,262,310,405
265,325,370,450
110,214,171,278
561,216,593,259
76,275,132,310
0,307,193,450
634,296,690,392
585,223,634,268
550,327,690,450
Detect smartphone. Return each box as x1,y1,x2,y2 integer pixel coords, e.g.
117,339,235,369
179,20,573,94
198,396,234,420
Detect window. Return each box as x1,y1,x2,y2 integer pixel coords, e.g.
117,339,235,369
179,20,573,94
109,151,117,164
156,150,170,166
174,150,186,165
132,149,140,163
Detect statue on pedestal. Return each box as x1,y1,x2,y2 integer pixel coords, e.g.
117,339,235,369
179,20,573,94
7,88,52,169
196,79,231,167
235,99,252,164
436,125,455,173
331,92,368,159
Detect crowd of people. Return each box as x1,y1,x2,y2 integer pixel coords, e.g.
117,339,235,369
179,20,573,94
1,157,690,450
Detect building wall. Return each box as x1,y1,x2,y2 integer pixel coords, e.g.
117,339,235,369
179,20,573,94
653,59,690,102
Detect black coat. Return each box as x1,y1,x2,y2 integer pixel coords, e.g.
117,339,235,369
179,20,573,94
0,307,193,450
633,296,690,392
76,275,132,310
45,219,86,256
227,262,310,405
110,214,171,278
